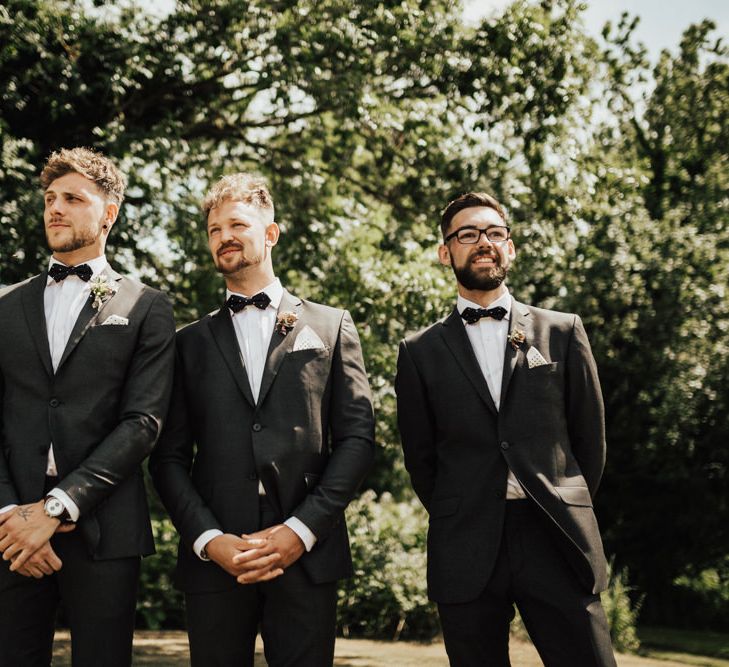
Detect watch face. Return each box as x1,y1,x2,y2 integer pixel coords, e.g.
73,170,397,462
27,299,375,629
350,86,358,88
45,498,64,517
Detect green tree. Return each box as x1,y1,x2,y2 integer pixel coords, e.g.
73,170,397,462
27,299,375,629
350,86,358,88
1,0,727,629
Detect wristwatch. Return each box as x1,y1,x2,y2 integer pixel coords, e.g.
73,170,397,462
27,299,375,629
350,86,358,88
43,496,72,523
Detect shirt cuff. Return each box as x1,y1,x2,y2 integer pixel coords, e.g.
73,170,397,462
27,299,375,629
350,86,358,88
284,517,317,552
46,488,80,522
0,504,18,515
193,529,224,561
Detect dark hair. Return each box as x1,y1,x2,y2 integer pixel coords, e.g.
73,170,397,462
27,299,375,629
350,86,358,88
40,147,126,205
440,192,507,238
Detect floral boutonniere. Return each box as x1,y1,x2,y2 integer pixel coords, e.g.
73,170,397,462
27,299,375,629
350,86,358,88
89,274,118,310
507,328,526,351
276,311,298,336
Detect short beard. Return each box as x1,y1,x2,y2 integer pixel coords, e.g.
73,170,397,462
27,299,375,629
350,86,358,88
451,252,508,291
47,219,102,254
213,242,261,275
216,257,250,275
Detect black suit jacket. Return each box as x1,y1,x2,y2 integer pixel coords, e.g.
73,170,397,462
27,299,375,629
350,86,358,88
395,297,608,603
0,267,175,558
150,289,375,593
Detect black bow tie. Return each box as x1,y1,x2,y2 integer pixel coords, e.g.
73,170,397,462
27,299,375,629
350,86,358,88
48,263,93,283
226,292,271,313
460,306,508,324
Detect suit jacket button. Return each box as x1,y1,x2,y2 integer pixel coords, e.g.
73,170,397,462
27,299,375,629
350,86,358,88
252,423,262,432
494,489,505,499
248,473,258,480
49,398,60,408
500,441,510,450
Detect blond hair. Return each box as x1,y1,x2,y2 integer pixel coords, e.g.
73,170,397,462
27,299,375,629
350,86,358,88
202,173,274,220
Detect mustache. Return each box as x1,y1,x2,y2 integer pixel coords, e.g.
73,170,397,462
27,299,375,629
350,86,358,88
217,241,243,256
470,249,499,263
48,216,66,224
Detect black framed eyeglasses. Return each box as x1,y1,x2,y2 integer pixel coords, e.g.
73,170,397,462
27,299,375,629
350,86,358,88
444,225,511,245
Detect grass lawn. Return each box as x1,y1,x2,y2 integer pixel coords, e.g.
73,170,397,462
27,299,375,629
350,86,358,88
637,627,729,667
51,630,728,666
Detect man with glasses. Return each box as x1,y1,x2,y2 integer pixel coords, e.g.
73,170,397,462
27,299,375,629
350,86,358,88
395,192,616,666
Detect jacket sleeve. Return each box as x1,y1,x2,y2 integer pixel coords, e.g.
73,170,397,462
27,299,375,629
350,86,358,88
149,343,224,546
565,315,606,497
395,339,437,510
0,367,20,508
290,310,375,540
55,292,176,514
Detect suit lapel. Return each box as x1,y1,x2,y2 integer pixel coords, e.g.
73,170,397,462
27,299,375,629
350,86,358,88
440,308,498,416
20,273,53,377
499,298,530,407
256,290,302,408
56,267,123,371
208,306,256,408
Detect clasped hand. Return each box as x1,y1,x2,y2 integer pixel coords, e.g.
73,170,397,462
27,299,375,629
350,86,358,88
0,501,75,578
206,524,305,585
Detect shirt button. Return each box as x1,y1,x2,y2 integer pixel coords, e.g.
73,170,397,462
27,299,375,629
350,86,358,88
500,441,510,450
252,423,262,432
49,398,60,408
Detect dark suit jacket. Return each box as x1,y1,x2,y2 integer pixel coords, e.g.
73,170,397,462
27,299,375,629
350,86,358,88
150,289,375,593
395,297,608,604
0,267,175,559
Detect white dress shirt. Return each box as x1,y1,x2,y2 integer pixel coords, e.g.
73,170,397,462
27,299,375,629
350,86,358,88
457,291,527,500
0,255,108,519
193,278,317,560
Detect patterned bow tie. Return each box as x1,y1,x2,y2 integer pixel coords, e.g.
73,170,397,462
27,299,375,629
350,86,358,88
48,263,93,283
225,292,271,313
460,306,508,324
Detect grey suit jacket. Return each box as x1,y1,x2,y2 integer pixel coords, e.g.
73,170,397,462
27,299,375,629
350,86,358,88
0,267,175,558
150,289,375,592
396,297,609,603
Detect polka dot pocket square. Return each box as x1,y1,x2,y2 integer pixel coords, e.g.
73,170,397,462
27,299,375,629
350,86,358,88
292,325,327,352
526,346,549,369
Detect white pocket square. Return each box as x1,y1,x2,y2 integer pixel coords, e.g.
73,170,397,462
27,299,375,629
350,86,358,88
526,346,549,369
101,315,129,326
293,325,327,352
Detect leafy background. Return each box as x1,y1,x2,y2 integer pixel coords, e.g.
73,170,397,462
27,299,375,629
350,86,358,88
1,0,727,640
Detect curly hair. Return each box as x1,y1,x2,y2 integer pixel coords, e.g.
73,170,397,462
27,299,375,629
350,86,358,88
39,147,126,205
202,173,274,220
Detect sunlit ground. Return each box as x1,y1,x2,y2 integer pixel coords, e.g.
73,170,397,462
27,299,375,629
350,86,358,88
51,630,704,666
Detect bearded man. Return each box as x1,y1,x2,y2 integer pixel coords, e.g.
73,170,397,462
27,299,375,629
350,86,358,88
0,147,175,666
395,192,617,666
150,173,374,666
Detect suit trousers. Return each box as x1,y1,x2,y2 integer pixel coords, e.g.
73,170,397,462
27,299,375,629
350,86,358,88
0,529,141,667
437,499,617,667
185,494,338,667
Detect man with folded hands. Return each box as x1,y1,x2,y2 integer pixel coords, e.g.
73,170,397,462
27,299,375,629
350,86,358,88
0,147,175,666
151,173,374,666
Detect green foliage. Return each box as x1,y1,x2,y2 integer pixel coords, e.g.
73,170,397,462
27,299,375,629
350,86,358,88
602,560,642,653
137,518,185,630
669,557,729,631
338,490,439,640
1,0,728,630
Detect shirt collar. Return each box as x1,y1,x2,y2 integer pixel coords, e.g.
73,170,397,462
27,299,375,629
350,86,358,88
226,277,283,311
457,289,511,321
46,255,108,285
